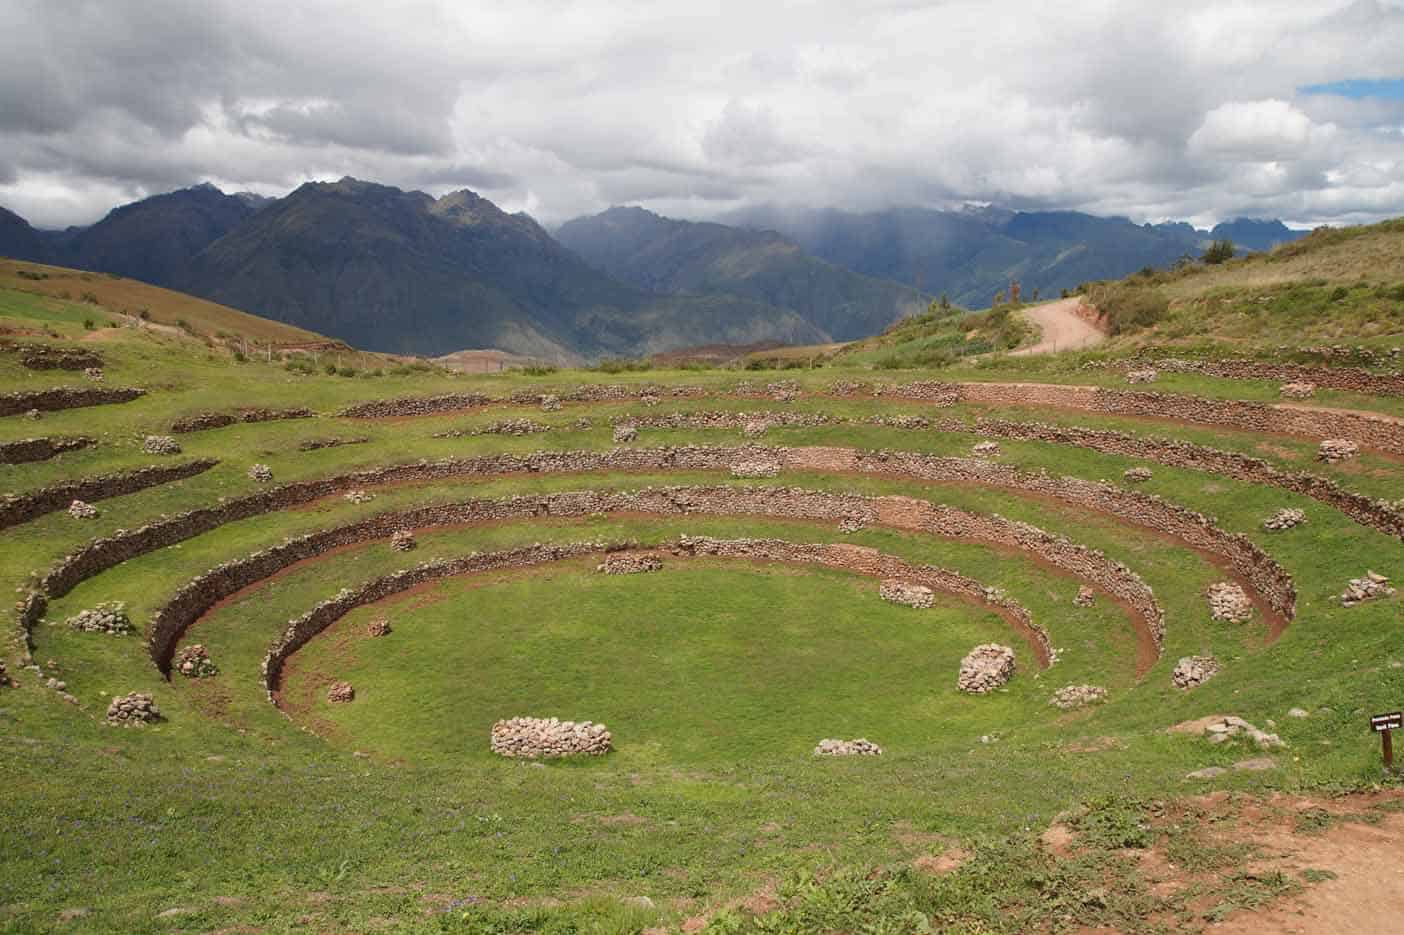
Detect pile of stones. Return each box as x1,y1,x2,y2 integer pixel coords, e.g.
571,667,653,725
1341,571,1395,606
327,681,355,703
730,460,781,478
367,617,392,637
640,394,661,407
298,436,369,452
67,499,98,519
1050,684,1107,709
539,394,561,412
1123,467,1153,483
957,644,1016,694
1317,439,1359,463
67,601,134,635
174,643,217,678
247,463,273,482
742,419,769,438
0,659,10,687
142,435,182,455
390,530,416,552
470,418,550,437
1198,715,1284,750
106,692,161,725
490,717,612,758
572,417,593,430
612,424,638,444
1280,381,1316,399
23,409,40,420
838,511,869,533
1263,508,1306,530
1207,582,1254,623
1172,655,1220,689
879,579,935,609
971,441,1001,457
343,489,374,504
83,367,104,381
599,554,662,575
1073,586,1096,607
1126,368,1159,384
814,738,883,756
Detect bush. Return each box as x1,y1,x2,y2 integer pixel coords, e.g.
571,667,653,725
138,309,150,321
232,350,247,363
83,318,95,331
1202,239,1235,265
1087,283,1169,335
284,358,315,374
337,366,356,377
521,365,558,376
593,357,652,374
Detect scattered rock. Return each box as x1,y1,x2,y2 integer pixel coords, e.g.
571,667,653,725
24,408,41,420
1341,570,1395,606
1123,466,1153,483
1279,381,1316,399
174,644,217,678
612,424,638,444
1050,685,1107,709
1193,715,1284,749
1126,368,1158,384
1288,707,1309,718
1317,438,1359,463
327,681,355,704
247,463,273,483
142,434,182,455
971,441,1000,458
343,489,374,504
1172,655,1220,690
1263,508,1306,530
367,617,392,637
390,529,416,552
106,691,161,725
1073,586,1096,607
1185,766,1227,780
67,601,133,635
1206,581,1254,623
814,738,883,756
598,554,662,575
957,644,1015,694
459,418,550,437
67,498,98,519
879,579,934,609
741,419,769,438
1234,756,1278,771
730,460,780,478
490,717,612,758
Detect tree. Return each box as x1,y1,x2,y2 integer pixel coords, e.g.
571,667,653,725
939,294,951,311
1202,239,1235,265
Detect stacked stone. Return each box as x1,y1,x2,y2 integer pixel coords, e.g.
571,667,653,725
971,441,1001,457
390,530,416,552
742,419,769,438
142,435,182,455
599,554,662,575
343,489,374,504
1123,467,1153,483
469,418,550,437
957,644,1016,694
67,601,133,635
1073,586,1096,607
730,460,781,478
868,415,931,430
1317,439,1359,463
490,717,612,758
539,395,561,412
1199,715,1284,749
83,367,104,381
174,644,217,678
367,617,392,637
814,738,883,756
247,463,273,483
327,681,355,703
1263,508,1306,531
1207,582,1254,623
1050,685,1107,709
640,394,661,407
1341,571,1395,606
879,580,935,609
612,424,638,444
106,692,161,725
767,380,800,401
838,512,869,533
1126,368,1158,384
1280,381,1316,399
1172,655,1220,689
67,499,98,519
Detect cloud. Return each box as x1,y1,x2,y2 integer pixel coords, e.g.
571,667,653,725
1,0,1403,229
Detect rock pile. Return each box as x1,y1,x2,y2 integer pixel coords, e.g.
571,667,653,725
1280,381,1316,399
838,511,869,533
0,659,9,687
343,489,374,504
879,579,935,609
470,418,550,437
957,644,1016,694
539,394,561,412
612,424,638,444
1126,368,1158,384
490,717,612,758
83,367,104,381
367,617,392,637
640,394,661,407
1074,586,1096,607
67,601,133,635
971,441,1001,457
1172,655,1220,689
742,419,769,438
142,435,182,455
1341,571,1395,606
1123,467,1153,483
1263,508,1306,530
174,644,217,678
1317,439,1359,463
1198,715,1284,749
814,738,883,756
67,499,98,519
572,417,592,430
730,460,781,478
298,436,369,452
1050,685,1107,709
106,692,161,725
390,530,416,552
23,409,40,420
327,681,355,703
1207,582,1254,623
247,463,273,483
599,554,662,575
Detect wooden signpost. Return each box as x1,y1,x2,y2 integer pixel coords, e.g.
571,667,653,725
1370,711,1402,771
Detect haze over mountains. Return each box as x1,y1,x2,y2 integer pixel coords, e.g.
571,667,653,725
0,180,1304,360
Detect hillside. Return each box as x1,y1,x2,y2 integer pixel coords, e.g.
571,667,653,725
556,206,926,341
0,205,51,264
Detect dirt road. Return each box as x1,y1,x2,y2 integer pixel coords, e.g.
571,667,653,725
1010,298,1106,355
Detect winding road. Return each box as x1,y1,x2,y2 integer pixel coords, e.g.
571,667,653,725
1011,298,1106,355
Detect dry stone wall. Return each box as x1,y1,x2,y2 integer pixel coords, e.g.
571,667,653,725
0,436,95,464
0,458,219,531
0,386,144,417
338,392,491,419
1118,356,1404,398
171,407,312,433
16,345,104,371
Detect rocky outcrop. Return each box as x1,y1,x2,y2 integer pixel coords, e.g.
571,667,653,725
0,436,95,464
814,738,882,756
958,644,1016,693
490,717,612,758
1172,655,1220,689
1206,582,1254,623
170,407,312,433
106,691,160,725
879,580,934,609
0,386,144,417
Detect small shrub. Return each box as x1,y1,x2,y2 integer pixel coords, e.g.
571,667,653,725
1330,286,1349,302
1202,239,1236,265
337,366,356,377
232,350,247,363
1087,283,1168,335
80,291,99,304
522,365,558,376
83,318,95,331
138,309,150,321
324,363,337,375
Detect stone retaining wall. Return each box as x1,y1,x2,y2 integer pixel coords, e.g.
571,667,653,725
170,407,313,434
0,459,219,531
1118,356,1404,397
337,392,493,418
0,386,145,417
18,346,104,371
0,436,95,464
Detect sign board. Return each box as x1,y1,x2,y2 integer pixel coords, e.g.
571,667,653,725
1371,712,1403,733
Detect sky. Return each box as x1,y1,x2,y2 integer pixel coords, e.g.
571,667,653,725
2,0,1403,230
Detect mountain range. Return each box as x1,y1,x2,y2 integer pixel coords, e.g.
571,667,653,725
0,180,1305,359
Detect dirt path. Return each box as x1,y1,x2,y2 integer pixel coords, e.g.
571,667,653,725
1011,298,1106,355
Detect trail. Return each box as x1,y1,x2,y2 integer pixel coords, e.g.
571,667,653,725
1010,298,1106,355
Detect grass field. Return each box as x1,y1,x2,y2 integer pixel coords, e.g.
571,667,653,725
3,236,1404,932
